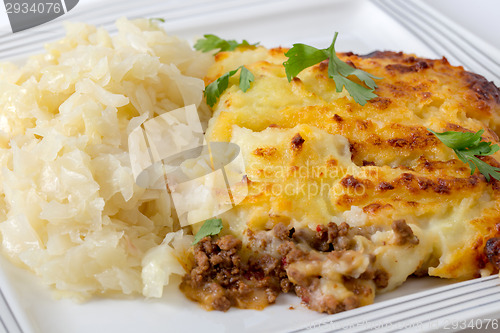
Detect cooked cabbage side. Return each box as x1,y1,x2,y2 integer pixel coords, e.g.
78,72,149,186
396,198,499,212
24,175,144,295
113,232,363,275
0,19,214,299
180,47,500,313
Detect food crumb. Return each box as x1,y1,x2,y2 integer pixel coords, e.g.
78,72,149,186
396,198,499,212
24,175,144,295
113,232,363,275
289,306,295,310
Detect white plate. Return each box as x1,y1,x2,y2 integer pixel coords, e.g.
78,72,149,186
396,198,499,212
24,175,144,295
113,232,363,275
1,1,500,333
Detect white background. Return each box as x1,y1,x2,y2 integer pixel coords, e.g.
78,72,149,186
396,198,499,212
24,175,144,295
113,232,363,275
422,0,499,49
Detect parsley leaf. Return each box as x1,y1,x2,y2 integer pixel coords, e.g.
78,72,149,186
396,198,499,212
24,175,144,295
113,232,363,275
283,32,382,106
194,34,258,53
149,18,165,23
192,218,223,245
428,129,483,150
238,66,254,92
204,66,254,107
429,129,500,182
283,44,328,81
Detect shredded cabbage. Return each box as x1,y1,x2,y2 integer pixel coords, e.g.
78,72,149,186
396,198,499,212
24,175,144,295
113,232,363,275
0,18,212,299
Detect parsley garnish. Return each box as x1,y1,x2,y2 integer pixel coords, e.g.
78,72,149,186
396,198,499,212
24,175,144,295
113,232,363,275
283,32,382,106
194,34,259,53
192,218,224,245
204,66,254,107
149,18,165,23
429,129,500,182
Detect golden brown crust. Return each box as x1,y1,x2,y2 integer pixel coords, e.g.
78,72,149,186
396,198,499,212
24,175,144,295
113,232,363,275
198,46,500,313
348,51,500,134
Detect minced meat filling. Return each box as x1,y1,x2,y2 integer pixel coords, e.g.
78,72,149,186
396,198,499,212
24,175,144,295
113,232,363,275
180,235,290,311
181,222,393,314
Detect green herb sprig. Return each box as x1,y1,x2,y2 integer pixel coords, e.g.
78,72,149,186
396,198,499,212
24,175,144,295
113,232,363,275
283,32,382,106
192,218,224,245
149,18,165,23
204,66,254,107
194,34,259,53
429,129,500,181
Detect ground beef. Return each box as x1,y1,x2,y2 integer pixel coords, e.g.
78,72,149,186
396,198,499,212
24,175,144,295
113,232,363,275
181,222,392,314
373,269,390,288
180,235,289,311
277,232,388,314
314,222,354,251
273,222,291,240
485,237,500,269
295,279,361,315
278,240,308,266
276,221,373,253
392,219,419,245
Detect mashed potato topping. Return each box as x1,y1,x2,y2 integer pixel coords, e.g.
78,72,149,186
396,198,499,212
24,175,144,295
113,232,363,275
0,18,213,299
182,46,500,313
